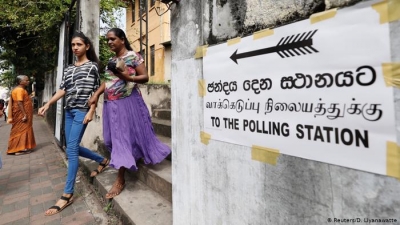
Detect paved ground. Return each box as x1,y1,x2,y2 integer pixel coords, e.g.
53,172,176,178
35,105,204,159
0,116,106,225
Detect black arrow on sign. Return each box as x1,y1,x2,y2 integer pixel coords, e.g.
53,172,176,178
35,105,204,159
230,30,319,64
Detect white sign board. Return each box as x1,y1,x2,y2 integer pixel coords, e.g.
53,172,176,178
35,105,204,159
203,0,396,176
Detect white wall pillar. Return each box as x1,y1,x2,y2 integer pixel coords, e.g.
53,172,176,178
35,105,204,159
79,0,100,55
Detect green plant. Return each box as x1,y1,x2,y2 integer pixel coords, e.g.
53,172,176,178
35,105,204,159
103,201,113,212
0,0,128,91
0,70,16,90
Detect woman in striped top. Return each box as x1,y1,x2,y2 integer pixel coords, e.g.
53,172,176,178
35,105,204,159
38,32,109,216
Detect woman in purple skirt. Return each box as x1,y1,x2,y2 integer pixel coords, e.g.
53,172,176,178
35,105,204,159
90,28,171,198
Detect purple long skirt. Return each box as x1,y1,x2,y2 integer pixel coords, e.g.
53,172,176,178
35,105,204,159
103,88,171,171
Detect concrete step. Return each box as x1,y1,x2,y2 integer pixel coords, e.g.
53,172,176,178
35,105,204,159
156,134,172,161
80,158,172,225
152,109,171,120
156,134,171,149
136,160,172,202
93,135,172,200
152,117,171,138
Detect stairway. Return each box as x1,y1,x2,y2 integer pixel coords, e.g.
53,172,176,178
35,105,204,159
79,108,172,225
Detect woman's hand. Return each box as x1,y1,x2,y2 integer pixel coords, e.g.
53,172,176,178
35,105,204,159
22,114,27,122
37,90,65,117
83,110,95,124
88,95,98,107
38,104,49,116
89,83,105,107
112,65,134,82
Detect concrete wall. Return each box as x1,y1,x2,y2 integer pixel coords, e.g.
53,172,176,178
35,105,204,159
40,70,58,134
81,95,104,151
164,46,172,82
79,0,103,151
41,70,57,106
79,0,100,55
170,0,400,224
138,84,171,116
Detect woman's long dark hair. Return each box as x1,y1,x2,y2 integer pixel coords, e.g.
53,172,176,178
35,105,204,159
71,31,100,65
108,28,133,51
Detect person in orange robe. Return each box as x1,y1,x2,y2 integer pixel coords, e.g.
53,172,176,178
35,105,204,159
7,75,36,155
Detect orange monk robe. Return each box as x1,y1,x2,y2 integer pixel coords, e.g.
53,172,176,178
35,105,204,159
7,87,36,154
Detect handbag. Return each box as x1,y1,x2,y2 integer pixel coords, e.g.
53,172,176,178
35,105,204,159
116,58,126,72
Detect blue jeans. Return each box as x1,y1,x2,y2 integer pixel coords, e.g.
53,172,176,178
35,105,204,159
64,109,104,194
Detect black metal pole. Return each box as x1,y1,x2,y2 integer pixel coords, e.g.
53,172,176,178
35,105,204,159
139,0,143,56
69,0,77,12
145,0,149,67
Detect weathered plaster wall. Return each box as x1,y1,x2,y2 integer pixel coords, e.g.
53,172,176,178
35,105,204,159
79,0,103,151
138,84,171,116
79,0,99,54
325,0,364,9
171,0,400,224
206,0,327,44
40,70,58,134
41,70,57,106
80,96,104,151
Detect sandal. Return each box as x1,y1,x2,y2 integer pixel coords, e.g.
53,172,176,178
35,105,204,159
90,158,110,177
105,181,125,199
8,149,32,155
45,194,74,216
